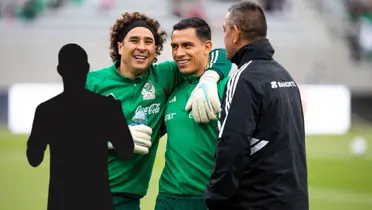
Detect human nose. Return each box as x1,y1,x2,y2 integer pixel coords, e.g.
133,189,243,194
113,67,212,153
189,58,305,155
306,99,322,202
175,47,186,58
136,40,146,51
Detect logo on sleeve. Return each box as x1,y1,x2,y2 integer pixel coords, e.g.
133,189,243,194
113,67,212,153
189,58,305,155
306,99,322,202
142,80,156,100
168,96,176,103
271,81,296,89
271,81,278,89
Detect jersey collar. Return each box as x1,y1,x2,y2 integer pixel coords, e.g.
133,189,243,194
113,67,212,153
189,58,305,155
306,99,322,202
110,61,149,83
183,74,202,84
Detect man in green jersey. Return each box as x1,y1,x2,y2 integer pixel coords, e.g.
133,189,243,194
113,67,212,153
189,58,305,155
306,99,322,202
85,12,231,210
155,17,231,210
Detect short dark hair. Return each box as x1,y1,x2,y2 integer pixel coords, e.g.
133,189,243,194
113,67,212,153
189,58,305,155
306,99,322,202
227,1,267,41
172,17,211,41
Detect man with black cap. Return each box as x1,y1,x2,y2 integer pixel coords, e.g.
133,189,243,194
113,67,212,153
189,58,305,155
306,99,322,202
26,43,134,210
205,1,309,210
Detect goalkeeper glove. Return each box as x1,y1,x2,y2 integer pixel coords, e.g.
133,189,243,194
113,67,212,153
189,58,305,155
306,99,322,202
108,124,152,154
185,70,221,123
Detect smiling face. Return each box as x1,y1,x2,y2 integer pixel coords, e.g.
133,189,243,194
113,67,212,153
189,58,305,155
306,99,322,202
171,28,212,76
117,27,156,76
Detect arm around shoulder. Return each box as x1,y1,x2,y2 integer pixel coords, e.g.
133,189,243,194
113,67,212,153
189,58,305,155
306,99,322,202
153,61,183,94
206,48,232,79
184,49,232,123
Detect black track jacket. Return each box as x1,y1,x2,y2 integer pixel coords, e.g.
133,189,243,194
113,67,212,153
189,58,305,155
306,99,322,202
205,39,309,210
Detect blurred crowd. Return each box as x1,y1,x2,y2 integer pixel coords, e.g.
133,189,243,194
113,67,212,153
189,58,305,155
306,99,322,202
344,0,372,62
0,0,289,24
260,0,288,13
170,0,288,19
0,0,113,22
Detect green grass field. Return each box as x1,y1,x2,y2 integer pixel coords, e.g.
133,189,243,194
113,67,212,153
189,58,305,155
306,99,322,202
1,125,372,210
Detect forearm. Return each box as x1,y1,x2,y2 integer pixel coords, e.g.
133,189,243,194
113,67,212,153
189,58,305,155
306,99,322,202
206,48,232,79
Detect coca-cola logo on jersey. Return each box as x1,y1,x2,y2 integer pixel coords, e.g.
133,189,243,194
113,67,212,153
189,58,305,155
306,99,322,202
136,103,161,115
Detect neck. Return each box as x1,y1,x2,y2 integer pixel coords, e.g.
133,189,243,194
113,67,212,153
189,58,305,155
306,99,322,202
236,40,250,52
119,60,137,80
231,40,250,64
63,79,86,93
191,56,210,76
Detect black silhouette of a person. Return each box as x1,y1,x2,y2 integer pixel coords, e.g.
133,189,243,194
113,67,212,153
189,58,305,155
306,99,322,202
26,43,134,210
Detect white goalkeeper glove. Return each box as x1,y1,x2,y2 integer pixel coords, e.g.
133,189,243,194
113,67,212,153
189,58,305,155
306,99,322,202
108,124,152,154
185,70,221,124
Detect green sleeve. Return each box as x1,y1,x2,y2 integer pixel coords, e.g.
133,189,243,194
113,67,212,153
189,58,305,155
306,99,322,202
207,48,232,79
85,72,104,93
154,48,232,95
153,61,183,95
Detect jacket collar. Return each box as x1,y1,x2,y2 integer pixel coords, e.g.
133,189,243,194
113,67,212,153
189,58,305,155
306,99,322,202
231,38,275,68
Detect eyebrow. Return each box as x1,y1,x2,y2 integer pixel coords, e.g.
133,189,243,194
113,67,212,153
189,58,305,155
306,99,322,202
128,36,154,41
171,41,194,46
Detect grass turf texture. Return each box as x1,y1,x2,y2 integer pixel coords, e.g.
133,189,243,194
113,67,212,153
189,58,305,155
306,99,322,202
1,125,372,210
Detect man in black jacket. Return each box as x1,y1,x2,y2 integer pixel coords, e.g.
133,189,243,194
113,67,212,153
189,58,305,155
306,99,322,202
204,1,309,210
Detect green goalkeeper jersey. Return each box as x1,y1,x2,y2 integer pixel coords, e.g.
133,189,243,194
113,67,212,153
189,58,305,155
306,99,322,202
158,74,230,197
85,49,230,197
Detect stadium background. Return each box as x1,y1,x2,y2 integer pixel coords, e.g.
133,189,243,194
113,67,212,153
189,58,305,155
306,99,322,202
1,0,372,209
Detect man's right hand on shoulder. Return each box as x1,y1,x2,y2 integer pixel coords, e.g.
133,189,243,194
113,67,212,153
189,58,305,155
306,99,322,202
108,124,153,154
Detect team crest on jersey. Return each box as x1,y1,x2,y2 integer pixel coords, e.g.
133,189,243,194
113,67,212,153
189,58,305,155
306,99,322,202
141,80,156,100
